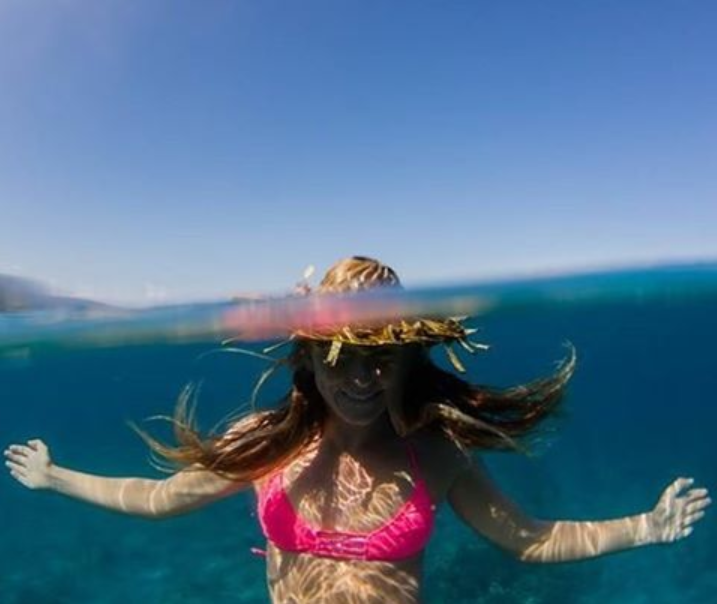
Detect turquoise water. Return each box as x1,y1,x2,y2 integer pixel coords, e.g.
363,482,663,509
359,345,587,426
1,266,716,603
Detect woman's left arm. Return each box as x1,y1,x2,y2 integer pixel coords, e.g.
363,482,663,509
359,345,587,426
448,458,711,563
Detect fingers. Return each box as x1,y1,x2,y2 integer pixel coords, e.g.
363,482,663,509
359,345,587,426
685,487,709,499
5,444,30,457
4,452,30,481
675,482,710,540
5,458,31,488
4,445,32,463
666,477,695,499
652,477,710,543
5,458,26,475
4,441,47,476
5,442,42,456
684,510,705,525
4,441,48,491
684,491,711,522
5,459,25,472
4,440,48,460
684,488,711,510
678,484,711,514
8,467,32,488
27,439,47,452
661,477,709,505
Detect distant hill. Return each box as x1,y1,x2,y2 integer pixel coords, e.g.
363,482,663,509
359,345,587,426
0,274,116,313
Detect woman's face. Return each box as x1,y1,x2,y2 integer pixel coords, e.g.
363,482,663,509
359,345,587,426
308,343,413,428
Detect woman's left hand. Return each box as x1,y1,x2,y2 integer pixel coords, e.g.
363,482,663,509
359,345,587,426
648,477,711,543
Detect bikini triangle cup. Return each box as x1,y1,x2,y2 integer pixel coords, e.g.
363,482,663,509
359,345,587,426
255,444,436,561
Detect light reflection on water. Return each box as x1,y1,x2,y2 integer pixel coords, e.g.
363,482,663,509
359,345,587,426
2,262,716,352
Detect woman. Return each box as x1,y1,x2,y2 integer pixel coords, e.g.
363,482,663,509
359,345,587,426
4,257,711,603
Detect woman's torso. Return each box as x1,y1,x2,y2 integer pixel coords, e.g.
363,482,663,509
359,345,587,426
254,430,468,604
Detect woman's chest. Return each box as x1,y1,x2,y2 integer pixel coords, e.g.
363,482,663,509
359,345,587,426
280,436,461,531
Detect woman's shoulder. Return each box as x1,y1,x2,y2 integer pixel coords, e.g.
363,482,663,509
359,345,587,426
411,427,468,459
410,429,472,499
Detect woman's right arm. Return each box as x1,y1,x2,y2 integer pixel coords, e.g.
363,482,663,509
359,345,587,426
4,439,247,519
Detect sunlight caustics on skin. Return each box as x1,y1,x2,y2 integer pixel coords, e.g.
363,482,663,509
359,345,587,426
4,440,244,518
261,444,424,603
267,549,421,604
519,477,711,562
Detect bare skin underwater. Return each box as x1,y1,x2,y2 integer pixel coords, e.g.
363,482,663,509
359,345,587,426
4,257,712,603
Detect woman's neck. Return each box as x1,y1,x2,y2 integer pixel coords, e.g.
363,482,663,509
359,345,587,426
321,412,398,455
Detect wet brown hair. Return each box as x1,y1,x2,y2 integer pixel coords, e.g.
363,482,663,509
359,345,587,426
135,256,575,482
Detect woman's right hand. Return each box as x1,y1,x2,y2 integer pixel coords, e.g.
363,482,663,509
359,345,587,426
4,439,53,490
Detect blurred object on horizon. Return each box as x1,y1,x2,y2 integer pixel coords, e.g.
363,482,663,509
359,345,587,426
0,274,116,314
1,262,717,353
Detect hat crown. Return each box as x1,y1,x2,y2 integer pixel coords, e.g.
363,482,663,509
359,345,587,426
318,257,401,294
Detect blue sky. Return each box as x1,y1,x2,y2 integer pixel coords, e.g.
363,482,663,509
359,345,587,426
1,0,715,304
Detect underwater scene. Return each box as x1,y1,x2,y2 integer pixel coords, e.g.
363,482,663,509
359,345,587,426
1,265,715,603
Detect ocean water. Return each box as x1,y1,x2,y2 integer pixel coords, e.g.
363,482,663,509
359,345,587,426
1,267,716,603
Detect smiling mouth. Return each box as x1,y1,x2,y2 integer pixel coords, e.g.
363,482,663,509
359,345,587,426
339,389,383,403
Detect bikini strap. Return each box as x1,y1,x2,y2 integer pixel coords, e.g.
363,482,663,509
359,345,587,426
406,443,435,511
405,443,421,476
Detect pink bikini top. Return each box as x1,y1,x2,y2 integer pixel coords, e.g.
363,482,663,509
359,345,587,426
256,444,436,562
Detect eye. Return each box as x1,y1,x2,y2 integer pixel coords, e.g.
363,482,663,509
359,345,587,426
374,352,395,364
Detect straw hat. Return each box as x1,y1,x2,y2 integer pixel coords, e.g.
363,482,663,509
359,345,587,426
291,256,488,370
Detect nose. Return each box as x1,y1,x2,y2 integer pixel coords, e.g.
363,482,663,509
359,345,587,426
346,358,380,389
